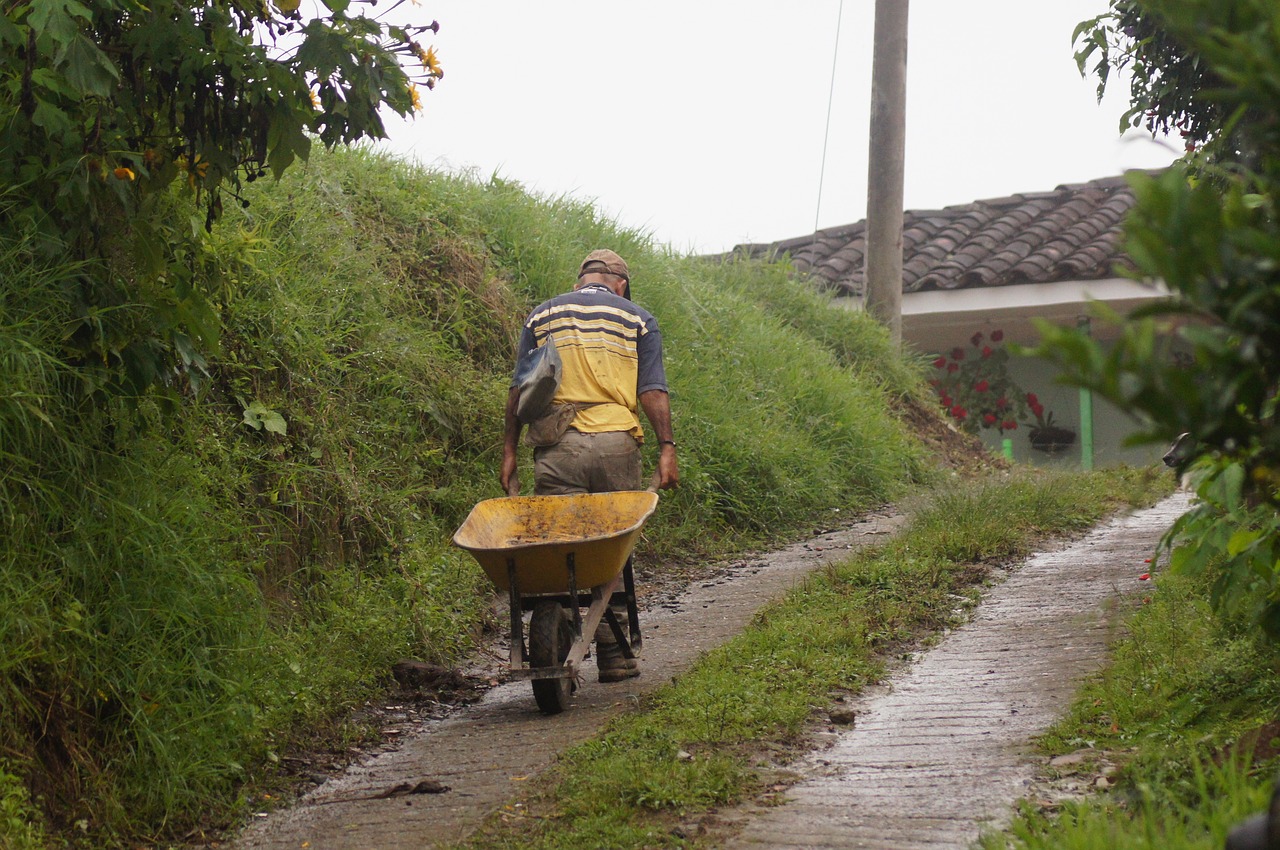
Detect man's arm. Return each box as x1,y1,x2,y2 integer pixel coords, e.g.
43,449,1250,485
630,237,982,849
639,389,678,490
500,385,523,496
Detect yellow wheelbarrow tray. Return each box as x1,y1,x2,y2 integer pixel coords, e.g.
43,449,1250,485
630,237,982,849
452,489,659,714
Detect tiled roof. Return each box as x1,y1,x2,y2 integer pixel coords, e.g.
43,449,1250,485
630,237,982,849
728,174,1147,296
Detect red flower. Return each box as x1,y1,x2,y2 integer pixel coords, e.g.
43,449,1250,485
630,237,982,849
996,397,1008,410
991,329,1004,342
1026,392,1038,405
983,413,997,425
940,394,952,407
970,332,984,347
974,380,989,393
1031,402,1045,418
1002,420,1018,430
950,405,968,419
951,348,965,361
946,362,959,373
981,346,993,358
932,356,947,368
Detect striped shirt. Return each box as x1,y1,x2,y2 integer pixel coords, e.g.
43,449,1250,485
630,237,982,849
512,285,667,440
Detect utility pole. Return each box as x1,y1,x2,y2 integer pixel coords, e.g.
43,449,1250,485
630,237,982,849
865,0,908,344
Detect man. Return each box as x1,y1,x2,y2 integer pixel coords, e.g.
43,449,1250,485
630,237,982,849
500,248,678,682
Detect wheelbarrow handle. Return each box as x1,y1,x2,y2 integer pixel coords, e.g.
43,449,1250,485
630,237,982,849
645,470,662,494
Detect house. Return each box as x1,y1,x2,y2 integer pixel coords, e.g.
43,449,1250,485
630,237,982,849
729,173,1174,468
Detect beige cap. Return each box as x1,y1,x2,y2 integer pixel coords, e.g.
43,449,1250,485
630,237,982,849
577,249,630,281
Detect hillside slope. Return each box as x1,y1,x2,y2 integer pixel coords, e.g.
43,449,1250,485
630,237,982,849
0,147,962,846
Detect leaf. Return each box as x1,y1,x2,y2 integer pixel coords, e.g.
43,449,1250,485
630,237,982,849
31,99,72,135
55,34,120,98
322,0,351,13
0,13,25,47
242,401,287,435
28,2,78,45
1228,527,1262,556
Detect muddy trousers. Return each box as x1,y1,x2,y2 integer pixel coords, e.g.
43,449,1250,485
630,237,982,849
533,430,642,682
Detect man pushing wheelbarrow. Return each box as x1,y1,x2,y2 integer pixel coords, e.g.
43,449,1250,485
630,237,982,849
498,249,678,684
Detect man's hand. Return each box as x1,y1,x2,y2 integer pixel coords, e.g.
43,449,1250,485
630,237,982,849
501,386,522,497
500,447,520,496
639,389,679,490
655,442,679,490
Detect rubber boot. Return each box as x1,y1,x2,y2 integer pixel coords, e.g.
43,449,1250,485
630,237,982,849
594,606,639,683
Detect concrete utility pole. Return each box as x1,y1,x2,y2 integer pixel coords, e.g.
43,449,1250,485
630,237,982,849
865,0,908,345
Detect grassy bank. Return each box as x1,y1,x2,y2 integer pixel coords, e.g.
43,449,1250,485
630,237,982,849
0,146,937,846
460,467,1171,849
979,557,1280,848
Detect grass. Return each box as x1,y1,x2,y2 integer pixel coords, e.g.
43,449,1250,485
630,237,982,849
0,146,940,847
978,567,1280,850
460,467,1172,849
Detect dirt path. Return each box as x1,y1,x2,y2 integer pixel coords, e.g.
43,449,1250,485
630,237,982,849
711,492,1190,850
231,507,908,849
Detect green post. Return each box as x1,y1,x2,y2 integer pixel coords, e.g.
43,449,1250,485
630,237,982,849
1002,438,1013,461
1077,316,1095,471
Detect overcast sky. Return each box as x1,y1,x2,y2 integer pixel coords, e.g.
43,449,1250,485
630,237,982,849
374,1,1181,256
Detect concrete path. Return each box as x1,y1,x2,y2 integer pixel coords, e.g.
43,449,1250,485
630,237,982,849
717,493,1190,850
231,508,907,849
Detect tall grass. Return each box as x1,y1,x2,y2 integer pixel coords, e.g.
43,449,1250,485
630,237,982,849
1,145,936,846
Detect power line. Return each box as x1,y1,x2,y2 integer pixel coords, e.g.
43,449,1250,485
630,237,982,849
813,0,845,238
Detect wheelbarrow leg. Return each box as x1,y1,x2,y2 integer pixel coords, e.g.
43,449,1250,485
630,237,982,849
623,555,642,652
602,556,642,658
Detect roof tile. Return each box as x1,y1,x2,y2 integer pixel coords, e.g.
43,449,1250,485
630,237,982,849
725,173,1153,294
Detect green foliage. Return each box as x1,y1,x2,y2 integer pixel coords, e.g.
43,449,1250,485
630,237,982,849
1073,1,1228,148
0,146,938,847
1037,0,1280,637
0,763,47,850
0,0,442,397
983,757,1271,850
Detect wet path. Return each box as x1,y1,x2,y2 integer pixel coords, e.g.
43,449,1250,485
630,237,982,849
717,493,1190,850
232,509,907,849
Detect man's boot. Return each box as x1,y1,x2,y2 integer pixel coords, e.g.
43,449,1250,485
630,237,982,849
594,605,639,683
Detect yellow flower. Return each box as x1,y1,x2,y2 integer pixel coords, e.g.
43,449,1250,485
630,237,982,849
113,167,136,181
424,46,443,78
408,83,423,113
309,88,321,110
176,155,210,188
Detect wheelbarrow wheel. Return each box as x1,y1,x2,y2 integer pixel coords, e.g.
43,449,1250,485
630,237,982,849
529,601,576,714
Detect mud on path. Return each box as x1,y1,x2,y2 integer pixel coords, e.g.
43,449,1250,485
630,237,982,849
713,493,1190,850
232,507,908,849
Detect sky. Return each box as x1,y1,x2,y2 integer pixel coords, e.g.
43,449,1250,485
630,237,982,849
374,1,1181,256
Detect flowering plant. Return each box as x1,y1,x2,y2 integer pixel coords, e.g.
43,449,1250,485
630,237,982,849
929,330,1031,435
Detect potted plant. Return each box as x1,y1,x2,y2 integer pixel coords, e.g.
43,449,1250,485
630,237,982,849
931,330,1076,455
1025,393,1076,454
929,330,1027,437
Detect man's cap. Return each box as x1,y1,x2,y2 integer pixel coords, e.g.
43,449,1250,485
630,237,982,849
577,249,630,282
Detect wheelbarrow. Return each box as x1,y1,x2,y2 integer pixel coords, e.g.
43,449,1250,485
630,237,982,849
452,488,658,714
